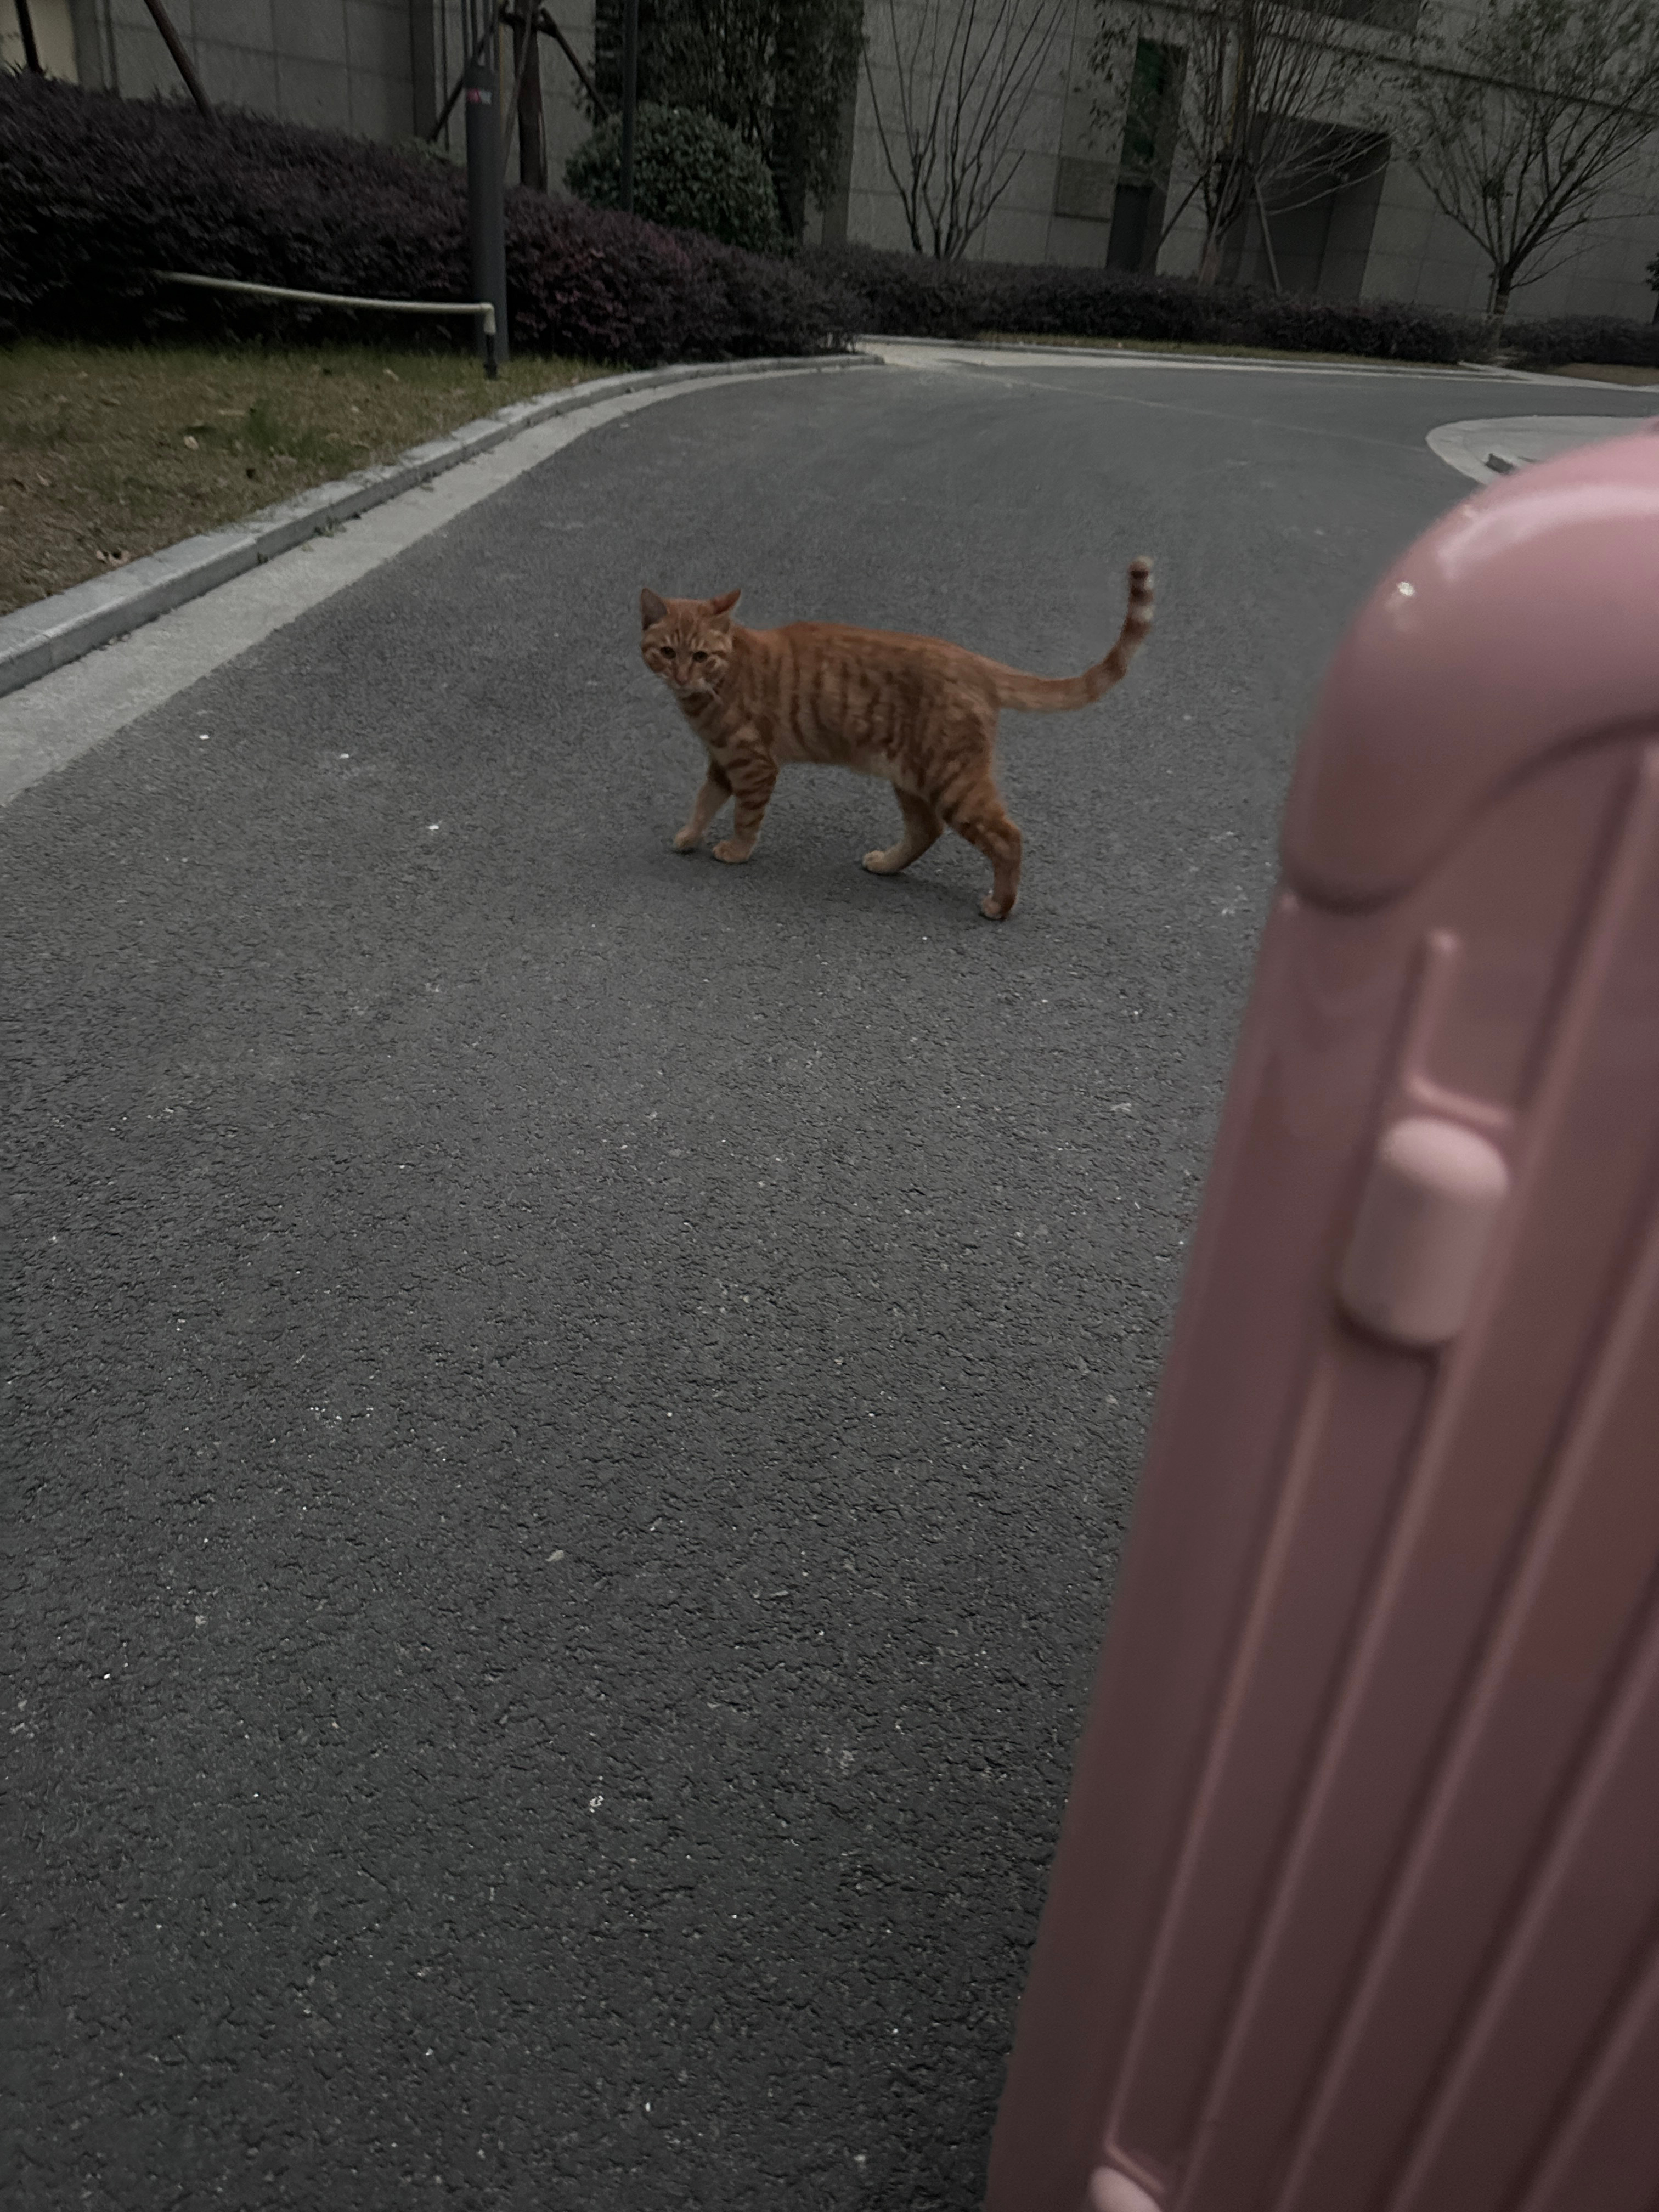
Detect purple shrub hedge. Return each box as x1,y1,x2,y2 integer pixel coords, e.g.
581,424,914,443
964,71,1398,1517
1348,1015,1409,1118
811,244,1659,368
0,74,856,362
6,77,1652,374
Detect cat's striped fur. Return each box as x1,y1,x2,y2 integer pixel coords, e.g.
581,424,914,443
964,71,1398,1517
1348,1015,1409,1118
641,557,1154,919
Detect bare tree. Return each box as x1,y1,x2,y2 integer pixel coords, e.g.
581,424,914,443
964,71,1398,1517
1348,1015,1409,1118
1091,0,1384,284
1391,0,1659,328
862,0,1070,258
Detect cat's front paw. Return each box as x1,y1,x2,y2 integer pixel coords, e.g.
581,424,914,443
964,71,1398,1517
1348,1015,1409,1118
672,827,700,853
712,839,753,865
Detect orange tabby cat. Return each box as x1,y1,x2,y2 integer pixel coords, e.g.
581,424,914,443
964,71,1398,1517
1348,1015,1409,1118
640,558,1153,919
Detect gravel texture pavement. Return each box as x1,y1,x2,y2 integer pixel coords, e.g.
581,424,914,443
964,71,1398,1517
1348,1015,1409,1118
5,354,1653,2211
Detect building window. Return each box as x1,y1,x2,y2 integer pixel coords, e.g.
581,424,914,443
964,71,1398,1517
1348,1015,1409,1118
1107,40,1185,273
1292,0,1423,32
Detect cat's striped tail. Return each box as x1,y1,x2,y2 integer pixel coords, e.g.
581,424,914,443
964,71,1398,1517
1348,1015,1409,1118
982,557,1154,714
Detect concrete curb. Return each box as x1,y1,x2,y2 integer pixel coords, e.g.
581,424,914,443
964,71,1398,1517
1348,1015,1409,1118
0,352,876,702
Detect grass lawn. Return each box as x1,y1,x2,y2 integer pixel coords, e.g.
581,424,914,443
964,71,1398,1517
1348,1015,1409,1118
0,339,604,618
1544,362,1659,387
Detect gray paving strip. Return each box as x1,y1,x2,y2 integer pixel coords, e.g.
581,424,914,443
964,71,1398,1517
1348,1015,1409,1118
865,334,1563,382
0,353,876,707
10,343,1652,2211
0,356,876,805
1427,411,1659,484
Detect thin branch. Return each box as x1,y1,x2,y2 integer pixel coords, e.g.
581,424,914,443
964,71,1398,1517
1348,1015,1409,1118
865,0,1068,257
1390,0,1659,313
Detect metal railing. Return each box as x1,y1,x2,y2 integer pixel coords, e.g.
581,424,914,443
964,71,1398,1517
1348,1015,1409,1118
153,271,500,377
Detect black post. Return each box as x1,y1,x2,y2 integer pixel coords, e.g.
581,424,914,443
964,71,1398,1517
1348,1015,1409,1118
14,0,43,72
465,43,510,370
619,0,639,212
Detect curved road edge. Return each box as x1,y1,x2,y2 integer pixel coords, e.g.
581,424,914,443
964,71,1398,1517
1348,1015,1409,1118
0,353,879,709
0,354,880,809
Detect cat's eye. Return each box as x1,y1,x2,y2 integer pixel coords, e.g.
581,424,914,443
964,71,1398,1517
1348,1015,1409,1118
692,650,708,661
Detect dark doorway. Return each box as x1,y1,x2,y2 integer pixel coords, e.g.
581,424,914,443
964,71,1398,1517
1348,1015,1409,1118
1227,122,1390,298
1106,39,1186,273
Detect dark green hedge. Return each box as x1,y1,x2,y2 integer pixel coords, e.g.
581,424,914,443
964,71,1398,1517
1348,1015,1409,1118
1500,314,1659,368
810,244,1659,368
803,243,1489,363
566,103,785,257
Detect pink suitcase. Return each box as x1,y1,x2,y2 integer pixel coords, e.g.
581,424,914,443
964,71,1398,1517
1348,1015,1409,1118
986,426,1659,2212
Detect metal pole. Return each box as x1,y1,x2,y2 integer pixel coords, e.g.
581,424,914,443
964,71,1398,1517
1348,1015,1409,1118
428,0,506,145
619,0,639,212
153,271,498,377
464,40,510,372
139,0,214,119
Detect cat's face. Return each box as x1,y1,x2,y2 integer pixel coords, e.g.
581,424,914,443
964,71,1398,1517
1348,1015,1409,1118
640,588,740,702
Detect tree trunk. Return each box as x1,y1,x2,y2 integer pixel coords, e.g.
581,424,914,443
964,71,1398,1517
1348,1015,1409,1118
770,5,808,243
770,130,809,242
514,14,547,190
1474,271,1514,359
1195,143,1248,287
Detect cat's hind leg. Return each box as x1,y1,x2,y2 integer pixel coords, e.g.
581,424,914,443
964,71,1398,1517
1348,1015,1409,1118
937,778,1023,919
674,765,731,852
864,787,942,876
911,704,1022,918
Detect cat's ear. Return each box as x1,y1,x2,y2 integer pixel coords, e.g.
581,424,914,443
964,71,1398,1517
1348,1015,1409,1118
704,589,741,622
640,588,669,629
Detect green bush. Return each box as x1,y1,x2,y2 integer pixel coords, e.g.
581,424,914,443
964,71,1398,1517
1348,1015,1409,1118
566,103,784,257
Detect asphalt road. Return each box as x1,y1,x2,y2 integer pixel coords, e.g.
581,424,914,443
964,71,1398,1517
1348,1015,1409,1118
5,354,1653,2211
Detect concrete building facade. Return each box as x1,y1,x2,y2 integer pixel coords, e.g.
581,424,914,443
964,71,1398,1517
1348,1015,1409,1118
5,0,1654,321
2,1,599,193
838,0,1658,321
